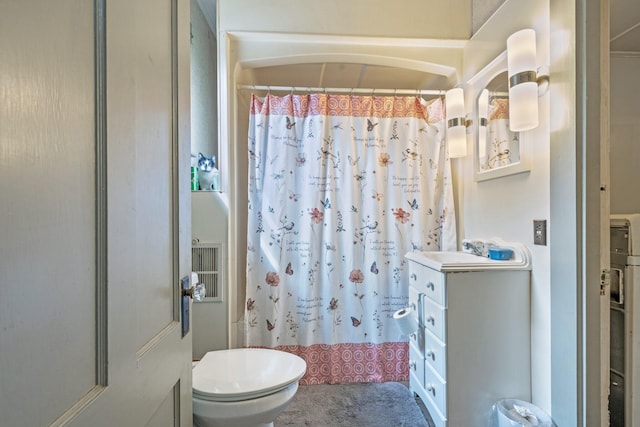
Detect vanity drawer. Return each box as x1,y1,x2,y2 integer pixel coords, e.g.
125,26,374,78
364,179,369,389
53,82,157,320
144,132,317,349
409,341,425,385
409,263,444,305
423,297,446,342
424,362,447,418
425,329,447,380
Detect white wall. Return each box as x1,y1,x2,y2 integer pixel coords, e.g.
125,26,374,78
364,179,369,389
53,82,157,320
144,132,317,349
190,0,218,160
190,0,227,356
611,55,640,215
462,0,552,414
191,191,229,357
219,0,471,39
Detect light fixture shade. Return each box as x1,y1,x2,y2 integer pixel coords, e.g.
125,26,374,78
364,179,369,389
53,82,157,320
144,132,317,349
445,87,466,158
507,29,538,132
478,89,489,160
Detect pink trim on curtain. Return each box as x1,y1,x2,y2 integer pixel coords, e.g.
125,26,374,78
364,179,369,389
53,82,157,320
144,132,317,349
251,93,444,122
257,342,409,385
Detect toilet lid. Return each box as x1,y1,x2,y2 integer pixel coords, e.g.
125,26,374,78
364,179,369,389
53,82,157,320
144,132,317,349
192,348,307,402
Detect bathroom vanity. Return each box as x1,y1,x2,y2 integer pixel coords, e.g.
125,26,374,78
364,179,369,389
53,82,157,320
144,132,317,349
405,250,532,427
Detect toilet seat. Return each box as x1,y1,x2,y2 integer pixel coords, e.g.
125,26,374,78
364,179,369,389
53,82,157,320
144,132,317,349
193,348,306,402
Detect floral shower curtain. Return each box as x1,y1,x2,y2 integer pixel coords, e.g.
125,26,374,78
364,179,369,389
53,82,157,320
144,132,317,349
479,97,521,171
245,93,456,384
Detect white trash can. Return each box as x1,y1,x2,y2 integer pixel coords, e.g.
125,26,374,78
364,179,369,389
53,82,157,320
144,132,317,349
494,399,556,427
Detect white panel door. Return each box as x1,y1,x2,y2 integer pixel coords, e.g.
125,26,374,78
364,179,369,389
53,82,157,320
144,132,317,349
0,0,193,426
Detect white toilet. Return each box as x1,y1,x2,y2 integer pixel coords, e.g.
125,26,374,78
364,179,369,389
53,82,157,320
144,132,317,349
192,348,307,427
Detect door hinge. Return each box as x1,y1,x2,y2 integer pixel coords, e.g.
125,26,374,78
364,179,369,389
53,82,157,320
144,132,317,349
600,269,611,296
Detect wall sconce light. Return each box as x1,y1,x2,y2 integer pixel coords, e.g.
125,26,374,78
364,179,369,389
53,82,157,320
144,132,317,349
445,87,467,158
507,28,549,132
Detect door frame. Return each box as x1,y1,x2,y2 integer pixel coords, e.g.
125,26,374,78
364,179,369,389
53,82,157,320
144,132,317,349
549,0,609,425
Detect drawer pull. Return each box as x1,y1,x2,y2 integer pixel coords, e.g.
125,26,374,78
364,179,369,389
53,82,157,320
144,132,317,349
410,273,417,281
426,351,435,361
409,360,416,371
427,385,436,397
410,333,416,341
427,282,435,291
426,316,435,326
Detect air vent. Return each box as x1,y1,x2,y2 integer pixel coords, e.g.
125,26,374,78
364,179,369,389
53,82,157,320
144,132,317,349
192,243,223,302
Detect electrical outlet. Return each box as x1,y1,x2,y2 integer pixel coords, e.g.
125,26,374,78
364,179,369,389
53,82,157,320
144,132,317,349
534,220,547,246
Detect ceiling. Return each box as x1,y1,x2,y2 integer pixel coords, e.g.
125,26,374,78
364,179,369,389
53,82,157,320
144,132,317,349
238,64,451,92
199,0,640,92
611,0,640,53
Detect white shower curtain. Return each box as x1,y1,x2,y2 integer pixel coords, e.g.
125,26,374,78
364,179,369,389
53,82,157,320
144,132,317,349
245,93,456,384
480,97,521,170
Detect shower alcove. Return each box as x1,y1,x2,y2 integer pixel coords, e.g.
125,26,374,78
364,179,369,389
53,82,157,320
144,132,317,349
219,31,466,348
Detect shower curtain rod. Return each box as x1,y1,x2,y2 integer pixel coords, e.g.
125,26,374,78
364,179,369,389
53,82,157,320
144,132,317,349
237,84,446,97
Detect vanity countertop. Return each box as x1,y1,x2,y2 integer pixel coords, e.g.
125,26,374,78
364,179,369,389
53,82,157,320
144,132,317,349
405,249,531,272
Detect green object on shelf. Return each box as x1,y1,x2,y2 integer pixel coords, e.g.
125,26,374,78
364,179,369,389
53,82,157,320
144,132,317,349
191,166,199,191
